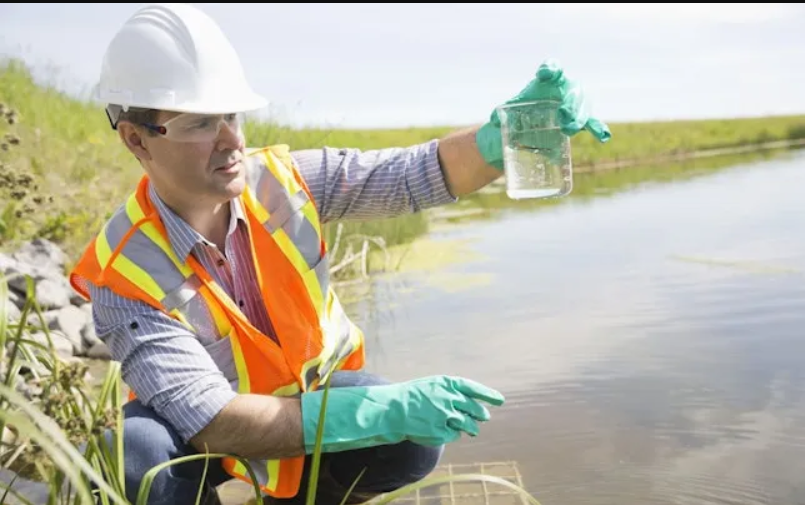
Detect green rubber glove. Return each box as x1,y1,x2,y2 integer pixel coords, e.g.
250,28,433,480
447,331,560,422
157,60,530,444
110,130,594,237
300,375,505,454
476,59,612,171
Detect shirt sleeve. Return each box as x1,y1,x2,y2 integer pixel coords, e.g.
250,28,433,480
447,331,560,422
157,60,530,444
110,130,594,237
289,139,458,223
89,284,237,444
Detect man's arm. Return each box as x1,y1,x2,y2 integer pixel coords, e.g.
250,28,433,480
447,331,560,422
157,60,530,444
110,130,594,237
289,139,454,224
191,394,304,459
290,126,501,224
435,126,502,196
90,285,306,460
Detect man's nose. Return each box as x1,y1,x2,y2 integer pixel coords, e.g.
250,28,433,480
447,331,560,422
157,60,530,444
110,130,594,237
216,121,243,151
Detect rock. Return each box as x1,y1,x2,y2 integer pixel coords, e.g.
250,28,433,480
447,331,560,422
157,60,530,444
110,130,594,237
3,290,21,321
6,287,24,310
48,305,89,356
87,341,112,360
12,238,67,275
24,309,59,331
1,251,73,311
81,323,102,348
1,239,109,364
28,330,73,360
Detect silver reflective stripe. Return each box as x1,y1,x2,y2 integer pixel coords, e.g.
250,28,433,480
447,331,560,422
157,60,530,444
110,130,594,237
101,202,189,302
313,256,329,306
161,274,202,312
102,205,135,258
304,364,319,391
235,458,272,490
246,156,286,211
279,205,321,269
266,189,307,232
246,153,324,271
120,228,188,294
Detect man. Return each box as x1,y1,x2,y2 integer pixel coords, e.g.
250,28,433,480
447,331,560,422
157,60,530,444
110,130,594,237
69,3,610,505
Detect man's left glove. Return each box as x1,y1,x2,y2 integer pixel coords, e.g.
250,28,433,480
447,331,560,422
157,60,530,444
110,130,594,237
476,59,612,171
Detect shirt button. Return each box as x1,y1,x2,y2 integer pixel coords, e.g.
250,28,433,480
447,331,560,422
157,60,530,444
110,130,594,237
217,259,225,267
239,300,245,307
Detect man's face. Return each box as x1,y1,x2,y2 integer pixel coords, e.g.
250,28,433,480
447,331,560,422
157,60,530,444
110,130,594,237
121,110,248,207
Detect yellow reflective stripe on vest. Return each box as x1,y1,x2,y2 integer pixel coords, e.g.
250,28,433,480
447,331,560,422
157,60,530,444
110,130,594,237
94,221,113,267
272,382,301,397
267,460,280,492
168,309,194,332
205,287,234,341
95,218,167,303
228,331,251,394
125,194,194,278
228,456,281,494
230,459,279,494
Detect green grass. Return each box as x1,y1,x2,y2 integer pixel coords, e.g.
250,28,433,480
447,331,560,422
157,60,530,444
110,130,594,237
2,56,805,266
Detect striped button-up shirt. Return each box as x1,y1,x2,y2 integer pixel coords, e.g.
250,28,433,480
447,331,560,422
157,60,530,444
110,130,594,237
88,140,456,443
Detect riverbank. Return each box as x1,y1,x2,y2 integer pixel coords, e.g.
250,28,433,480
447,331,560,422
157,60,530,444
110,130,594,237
576,137,805,173
2,57,805,266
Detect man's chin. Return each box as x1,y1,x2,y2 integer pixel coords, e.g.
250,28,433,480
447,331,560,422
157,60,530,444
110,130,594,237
223,175,247,198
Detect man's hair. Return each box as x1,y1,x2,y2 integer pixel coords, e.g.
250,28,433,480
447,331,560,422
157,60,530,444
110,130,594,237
106,104,161,135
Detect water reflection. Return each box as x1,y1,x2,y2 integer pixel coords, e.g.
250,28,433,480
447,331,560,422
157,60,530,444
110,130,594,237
346,148,805,504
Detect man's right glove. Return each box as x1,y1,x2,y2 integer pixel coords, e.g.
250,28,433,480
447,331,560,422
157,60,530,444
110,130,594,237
300,375,505,454
476,59,612,171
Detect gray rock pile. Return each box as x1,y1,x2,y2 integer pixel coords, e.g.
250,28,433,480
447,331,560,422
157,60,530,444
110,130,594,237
1,238,111,362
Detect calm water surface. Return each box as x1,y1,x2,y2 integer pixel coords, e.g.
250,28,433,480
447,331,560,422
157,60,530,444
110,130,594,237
345,149,805,504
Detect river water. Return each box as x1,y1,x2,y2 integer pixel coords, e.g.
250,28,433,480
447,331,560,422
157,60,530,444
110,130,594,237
342,148,805,504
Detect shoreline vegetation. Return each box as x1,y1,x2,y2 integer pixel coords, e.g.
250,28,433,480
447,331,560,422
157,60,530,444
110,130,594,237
2,55,805,273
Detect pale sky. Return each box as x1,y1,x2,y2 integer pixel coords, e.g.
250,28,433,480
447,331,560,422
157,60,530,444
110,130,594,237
1,3,804,129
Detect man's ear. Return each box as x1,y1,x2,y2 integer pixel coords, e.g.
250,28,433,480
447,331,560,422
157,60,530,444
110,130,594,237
118,122,153,161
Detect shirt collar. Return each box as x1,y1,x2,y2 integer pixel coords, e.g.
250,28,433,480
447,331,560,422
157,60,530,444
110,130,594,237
148,181,246,262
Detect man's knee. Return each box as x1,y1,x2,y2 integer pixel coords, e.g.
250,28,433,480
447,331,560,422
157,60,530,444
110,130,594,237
108,401,181,500
385,440,444,485
322,371,444,492
112,399,225,504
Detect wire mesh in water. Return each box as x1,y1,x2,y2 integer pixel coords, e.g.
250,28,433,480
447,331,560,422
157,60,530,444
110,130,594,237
375,460,532,505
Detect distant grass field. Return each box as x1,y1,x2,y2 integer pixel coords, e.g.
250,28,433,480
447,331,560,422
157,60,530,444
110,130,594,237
2,57,805,266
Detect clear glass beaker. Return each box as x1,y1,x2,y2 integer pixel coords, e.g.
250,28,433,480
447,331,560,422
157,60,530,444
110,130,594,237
496,99,573,200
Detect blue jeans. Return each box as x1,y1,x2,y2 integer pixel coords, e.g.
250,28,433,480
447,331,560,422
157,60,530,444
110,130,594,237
117,371,444,505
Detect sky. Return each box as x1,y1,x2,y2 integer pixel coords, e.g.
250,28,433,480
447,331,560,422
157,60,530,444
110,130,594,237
1,3,804,129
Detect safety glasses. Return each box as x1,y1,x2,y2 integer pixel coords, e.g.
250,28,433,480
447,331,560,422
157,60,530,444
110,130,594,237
142,112,243,143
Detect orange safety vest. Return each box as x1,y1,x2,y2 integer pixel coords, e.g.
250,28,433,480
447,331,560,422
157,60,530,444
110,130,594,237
69,145,366,499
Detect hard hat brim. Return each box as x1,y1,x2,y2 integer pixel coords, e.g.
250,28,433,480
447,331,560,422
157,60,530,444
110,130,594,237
161,91,269,115
98,88,269,116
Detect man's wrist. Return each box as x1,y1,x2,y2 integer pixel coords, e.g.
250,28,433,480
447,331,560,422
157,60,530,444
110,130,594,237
475,122,504,171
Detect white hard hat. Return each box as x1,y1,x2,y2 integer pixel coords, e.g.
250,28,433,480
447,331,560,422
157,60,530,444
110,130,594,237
98,3,267,116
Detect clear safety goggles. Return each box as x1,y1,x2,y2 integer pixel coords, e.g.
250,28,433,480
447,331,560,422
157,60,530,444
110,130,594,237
142,112,243,143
